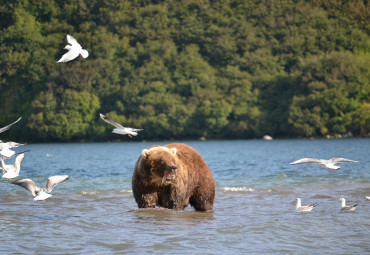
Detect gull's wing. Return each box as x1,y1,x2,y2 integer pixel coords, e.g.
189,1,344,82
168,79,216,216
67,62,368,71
12,179,38,197
1,159,7,174
3,149,30,161
129,128,143,132
100,113,124,129
14,153,25,174
290,158,322,165
342,204,357,211
0,148,15,158
46,175,69,192
12,150,30,157
298,206,312,211
0,117,21,133
57,48,80,63
66,34,81,47
310,202,318,207
8,142,26,148
330,158,360,164
125,128,143,136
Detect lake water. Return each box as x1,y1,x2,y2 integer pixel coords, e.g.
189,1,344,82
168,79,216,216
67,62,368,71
1,139,369,254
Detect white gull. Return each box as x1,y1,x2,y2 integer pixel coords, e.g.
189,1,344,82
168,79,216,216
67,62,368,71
1,150,29,180
0,141,26,158
12,175,69,201
290,157,360,171
0,117,21,133
57,34,89,63
100,113,143,138
296,198,318,212
339,198,357,211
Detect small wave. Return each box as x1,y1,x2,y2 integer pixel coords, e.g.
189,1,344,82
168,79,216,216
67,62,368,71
81,191,99,195
120,189,133,193
79,190,132,196
275,173,288,179
1,193,20,201
221,187,255,192
218,187,277,194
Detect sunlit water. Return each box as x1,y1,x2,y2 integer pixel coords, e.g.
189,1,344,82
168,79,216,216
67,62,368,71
1,139,369,254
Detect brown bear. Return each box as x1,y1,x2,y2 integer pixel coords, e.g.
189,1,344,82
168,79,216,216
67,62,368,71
132,143,215,211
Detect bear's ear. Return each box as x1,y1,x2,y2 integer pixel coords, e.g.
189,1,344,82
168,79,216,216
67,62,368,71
170,148,177,156
142,149,150,158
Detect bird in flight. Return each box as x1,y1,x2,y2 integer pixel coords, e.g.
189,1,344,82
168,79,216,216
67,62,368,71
12,175,70,201
290,157,360,171
99,113,143,138
1,150,29,180
57,34,89,63
0,141,26,159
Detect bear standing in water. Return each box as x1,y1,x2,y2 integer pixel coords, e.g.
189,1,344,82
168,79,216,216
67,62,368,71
132,143,215,211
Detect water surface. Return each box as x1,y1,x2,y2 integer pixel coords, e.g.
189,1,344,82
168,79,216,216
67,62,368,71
1,139,369,254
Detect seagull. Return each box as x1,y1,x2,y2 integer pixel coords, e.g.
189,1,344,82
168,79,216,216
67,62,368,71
99,113,143,138
1,150,29,180
296,198,318,212
12,175,69,201
0,117,21,133
366,196,370,201
57,34,89,63
339,198,357,211
0,141,26,158
290,157,360,171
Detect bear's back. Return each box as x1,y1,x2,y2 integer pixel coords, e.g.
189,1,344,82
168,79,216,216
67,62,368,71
164,143,214,182
165,143,209,167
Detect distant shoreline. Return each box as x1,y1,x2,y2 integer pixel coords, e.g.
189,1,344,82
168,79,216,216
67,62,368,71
11,134,369,144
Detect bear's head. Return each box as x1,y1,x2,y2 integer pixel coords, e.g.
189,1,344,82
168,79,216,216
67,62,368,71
141,146,178,184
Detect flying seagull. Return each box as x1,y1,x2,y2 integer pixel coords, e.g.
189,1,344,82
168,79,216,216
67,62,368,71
290,157,360,171
57,34,89,63
295,198,318,212
12,175,69,201
0,141,26,159
1,150,29,180
0,117,21,134
339,198,357,211
99,113,143,138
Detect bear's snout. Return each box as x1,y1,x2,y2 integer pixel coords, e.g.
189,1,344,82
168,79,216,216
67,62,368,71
161,165,178,184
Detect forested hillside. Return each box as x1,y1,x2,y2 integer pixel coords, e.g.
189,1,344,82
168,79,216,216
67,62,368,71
0,0,369,142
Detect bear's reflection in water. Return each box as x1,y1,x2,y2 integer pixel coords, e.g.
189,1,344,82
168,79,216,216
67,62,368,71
132,207,215,225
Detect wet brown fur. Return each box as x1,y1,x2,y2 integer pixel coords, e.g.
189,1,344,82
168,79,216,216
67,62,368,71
132,143,215,211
